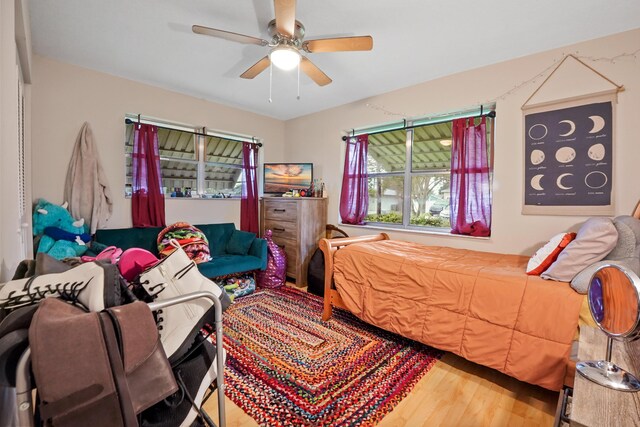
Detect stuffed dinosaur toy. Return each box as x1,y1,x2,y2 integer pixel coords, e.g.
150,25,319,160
33,199,91,260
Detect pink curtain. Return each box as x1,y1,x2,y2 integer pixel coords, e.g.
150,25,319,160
340,134,369,224
241,142,259,234
450,117,491,236
132,123,165,227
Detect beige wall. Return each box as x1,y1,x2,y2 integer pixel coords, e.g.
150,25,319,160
31,56,286,229
284,29,640,255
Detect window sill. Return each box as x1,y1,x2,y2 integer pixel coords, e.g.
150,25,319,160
338,222,490,240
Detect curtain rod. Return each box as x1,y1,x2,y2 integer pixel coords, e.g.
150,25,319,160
124,118,263,147
341,109,496,141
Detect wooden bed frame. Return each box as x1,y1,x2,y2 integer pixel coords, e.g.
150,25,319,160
319,232,389,321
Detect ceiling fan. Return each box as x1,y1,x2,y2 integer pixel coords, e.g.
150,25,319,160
192,0,373,86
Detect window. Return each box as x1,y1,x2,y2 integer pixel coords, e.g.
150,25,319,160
364,110,493,231
125,116,250,198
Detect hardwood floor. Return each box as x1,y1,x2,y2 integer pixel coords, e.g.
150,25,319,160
204,284,558,426
204,340,557,427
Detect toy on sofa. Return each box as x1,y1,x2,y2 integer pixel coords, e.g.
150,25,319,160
33,199,91,260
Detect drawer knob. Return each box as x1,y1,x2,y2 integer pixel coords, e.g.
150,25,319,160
274,209,286,212
273,227,285,232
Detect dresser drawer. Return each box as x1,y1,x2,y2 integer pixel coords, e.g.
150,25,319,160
263,199,298,222
263,219,297,240
272,236,298,276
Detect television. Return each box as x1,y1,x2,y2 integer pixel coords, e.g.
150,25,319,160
263,163,313,195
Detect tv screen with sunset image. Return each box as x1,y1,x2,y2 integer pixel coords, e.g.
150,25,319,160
264,163,313,194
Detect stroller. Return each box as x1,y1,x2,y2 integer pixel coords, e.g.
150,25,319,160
0,256,227,427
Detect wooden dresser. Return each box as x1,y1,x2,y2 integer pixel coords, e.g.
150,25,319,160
260,197,327,287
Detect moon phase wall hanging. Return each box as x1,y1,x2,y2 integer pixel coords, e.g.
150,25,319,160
523,97,613,215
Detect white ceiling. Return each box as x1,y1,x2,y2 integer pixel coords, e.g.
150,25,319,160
28,0,640,120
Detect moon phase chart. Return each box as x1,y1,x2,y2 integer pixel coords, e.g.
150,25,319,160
524,101,612,207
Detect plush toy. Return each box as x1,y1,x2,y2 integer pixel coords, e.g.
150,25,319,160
33,199,91,260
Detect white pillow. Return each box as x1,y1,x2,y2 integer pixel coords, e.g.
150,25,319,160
542,218,618,282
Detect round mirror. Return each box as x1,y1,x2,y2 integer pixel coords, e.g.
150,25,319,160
588,264,640,338
578,263,640,391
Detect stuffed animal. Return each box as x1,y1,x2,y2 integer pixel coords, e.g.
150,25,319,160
33,199,91,260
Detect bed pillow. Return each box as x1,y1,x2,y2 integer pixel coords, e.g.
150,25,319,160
541,217,618,282
606,215,640,274
570,260,634,294
570,215,640,293
526,232,576,276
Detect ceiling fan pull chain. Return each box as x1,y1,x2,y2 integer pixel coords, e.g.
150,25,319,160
269,63,273,103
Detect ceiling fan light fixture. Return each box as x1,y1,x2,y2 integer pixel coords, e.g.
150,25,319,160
270,46,301,71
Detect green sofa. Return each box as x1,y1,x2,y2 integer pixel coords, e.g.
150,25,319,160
94,223,267,278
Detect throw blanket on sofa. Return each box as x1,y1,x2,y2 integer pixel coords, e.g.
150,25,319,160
333,240,583,391
157,222,211,264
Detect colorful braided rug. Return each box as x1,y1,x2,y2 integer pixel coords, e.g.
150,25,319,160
223,287,442,426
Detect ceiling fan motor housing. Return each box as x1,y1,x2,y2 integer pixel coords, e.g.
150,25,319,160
268,19,305,46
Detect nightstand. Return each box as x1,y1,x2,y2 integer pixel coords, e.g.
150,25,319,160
554,327,640,426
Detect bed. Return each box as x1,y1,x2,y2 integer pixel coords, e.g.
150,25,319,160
319,233,584,391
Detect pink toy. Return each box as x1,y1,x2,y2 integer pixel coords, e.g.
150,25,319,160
256,230,286,288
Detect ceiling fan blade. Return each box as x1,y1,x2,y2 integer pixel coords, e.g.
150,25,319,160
192,25,268,46
240,56,271,79
274,0,296,37
304,36,373,53
300,57,332,86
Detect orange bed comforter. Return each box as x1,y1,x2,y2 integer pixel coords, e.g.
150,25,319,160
333,240,583,391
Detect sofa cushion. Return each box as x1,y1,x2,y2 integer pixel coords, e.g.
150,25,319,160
197,255,264,278
194,223,236,256
226,230,256,255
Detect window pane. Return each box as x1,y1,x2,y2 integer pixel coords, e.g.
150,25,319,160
158,128,196,160
125,156,132,196
125,123,197,196
161,158,197,196
204,136,243,197
204,164,242,196
125,154,199,197
412,122,452,171
367,130,406,174
366,175,404,224
205,136,243,166
410,174,450,228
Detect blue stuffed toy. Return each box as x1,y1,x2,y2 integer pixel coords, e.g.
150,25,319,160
33,199,91,260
